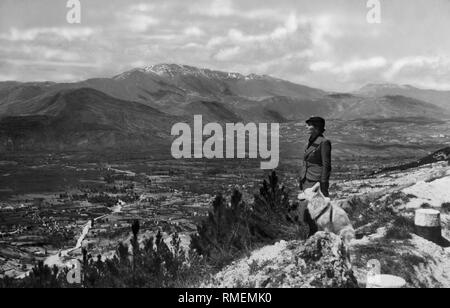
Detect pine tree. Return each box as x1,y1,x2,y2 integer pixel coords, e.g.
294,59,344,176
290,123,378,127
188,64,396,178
191,171,307,266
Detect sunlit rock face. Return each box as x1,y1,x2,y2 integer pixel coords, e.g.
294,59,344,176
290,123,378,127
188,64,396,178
205,232,358,288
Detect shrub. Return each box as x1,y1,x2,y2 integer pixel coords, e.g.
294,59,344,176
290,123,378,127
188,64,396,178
191,171,307,267
250,171,304,241
352,241,428,288
346,196,396,231
103,170,115,184
0,261,69,288
384,216,415,240
190,190,253,267
87,193,118,207
79,230,208,288
0,222,208,288
345,191,418,238
385,191,414,204
442,203,450,213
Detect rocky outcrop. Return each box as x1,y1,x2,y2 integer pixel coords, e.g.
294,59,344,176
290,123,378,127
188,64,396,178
205,232,358,288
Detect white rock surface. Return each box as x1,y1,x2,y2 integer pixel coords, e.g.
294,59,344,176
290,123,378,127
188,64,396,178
403,176,450,208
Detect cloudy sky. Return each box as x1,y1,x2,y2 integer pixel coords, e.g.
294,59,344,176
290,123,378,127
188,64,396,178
1,0,450,91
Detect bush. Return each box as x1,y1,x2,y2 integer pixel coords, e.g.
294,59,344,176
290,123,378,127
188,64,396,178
79,229,208,288
352,240,428,288
0,222,208,288
103,170,115,184
190,190,253,267
442,203,450,213
87,193,118,207
344,191,420,239
250,171,304,241
191,171,307,267
0,261,69,288
346,196,396,231
384,216,415,240
420,203,432,209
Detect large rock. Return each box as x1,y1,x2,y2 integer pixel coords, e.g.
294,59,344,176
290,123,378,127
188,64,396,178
205,232,358,288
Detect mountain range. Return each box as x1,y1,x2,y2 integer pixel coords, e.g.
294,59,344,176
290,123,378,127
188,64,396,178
0,64,449,152
356,83,450,111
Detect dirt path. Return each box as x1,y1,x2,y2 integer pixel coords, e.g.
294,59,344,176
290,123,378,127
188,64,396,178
40,167,135,270
42,200,125,268
0,229,21,237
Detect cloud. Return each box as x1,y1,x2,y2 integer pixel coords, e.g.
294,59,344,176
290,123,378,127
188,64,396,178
309,61,334,72
245,50,313,75
383,55,450,90
240,8,287,21
184,26,205,37
116,3,162,33
18,46,81,62
124,15,160,32
211,13,302,45
205,13,343,77
191,0,235,17
129,3,156,12
1,0,450,91
213,46,241,61
310,57,388,74
384,56,450,80
0,27,96,41
2,58,96,68
308,15,342,55
340,57,388,74
190,0,286,21
181,42,203,49
205,12,311,67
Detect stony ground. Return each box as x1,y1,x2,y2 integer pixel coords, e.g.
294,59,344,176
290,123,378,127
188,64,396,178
205,161,450,288
204,232,357,288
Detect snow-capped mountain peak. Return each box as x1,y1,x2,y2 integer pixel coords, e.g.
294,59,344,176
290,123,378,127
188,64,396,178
133,64,272,81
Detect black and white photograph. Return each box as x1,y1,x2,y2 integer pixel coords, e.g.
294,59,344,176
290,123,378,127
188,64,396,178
0,0,450,291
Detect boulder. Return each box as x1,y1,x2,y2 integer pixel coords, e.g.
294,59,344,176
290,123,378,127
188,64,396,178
205,232,358,288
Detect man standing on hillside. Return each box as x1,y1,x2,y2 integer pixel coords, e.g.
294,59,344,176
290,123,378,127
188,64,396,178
299,117,332,197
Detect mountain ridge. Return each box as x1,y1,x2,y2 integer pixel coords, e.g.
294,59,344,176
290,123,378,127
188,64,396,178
355,83,450,111
0,88,179,152
1,64,449,153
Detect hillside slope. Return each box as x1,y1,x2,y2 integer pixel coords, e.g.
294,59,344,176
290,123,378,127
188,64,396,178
379,147,450,173
2,65,450,125
356,83,450,111
206,159,450,288
0,88,179,152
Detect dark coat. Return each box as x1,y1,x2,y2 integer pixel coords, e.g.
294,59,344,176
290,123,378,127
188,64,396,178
299,135,332,184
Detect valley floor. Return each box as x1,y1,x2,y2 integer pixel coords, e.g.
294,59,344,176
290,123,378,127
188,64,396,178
0,153,449,287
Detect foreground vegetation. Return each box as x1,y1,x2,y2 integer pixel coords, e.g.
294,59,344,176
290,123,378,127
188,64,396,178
0,172,306,288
